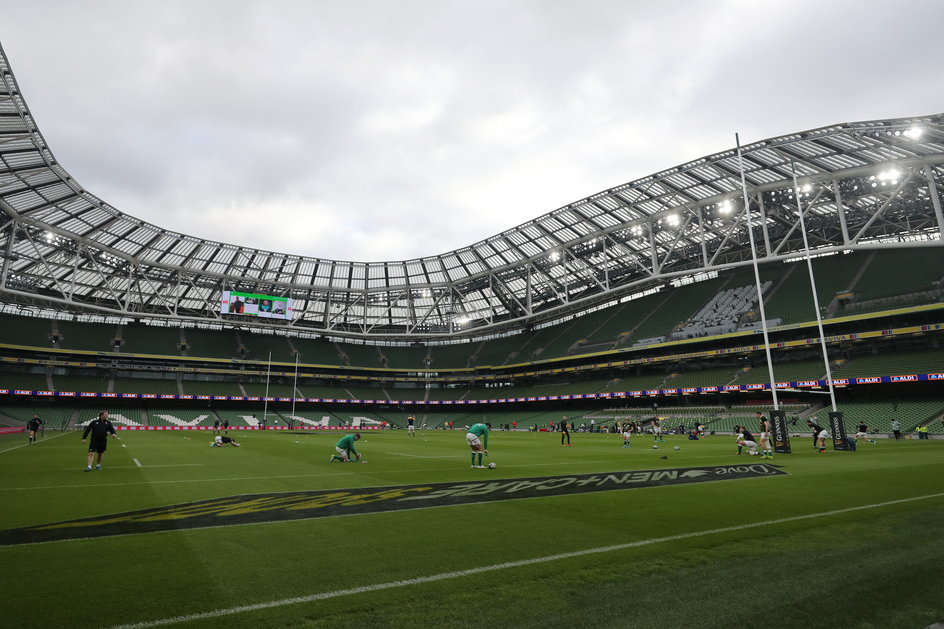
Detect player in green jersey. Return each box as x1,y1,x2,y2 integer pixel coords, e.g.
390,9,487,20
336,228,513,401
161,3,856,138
330,433,364,463
466,422,491,468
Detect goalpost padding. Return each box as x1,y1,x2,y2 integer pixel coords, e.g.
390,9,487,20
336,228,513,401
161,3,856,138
829,411,850,451
770,410,791,454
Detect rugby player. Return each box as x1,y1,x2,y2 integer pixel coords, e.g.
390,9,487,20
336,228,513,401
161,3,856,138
807,419,828,453
652,418,665,442
855,422,876,445
736,425,758,456
466,422,490,468
330,433,364,463
756,411,773,459
622,423,632,448
560,415,572,446
81,411,118,471
26,414,43,444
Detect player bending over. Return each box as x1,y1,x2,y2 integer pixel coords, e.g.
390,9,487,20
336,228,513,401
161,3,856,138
213,435,241,447
330,433,364,463
806,419,828,453
736,425,758,456
466,422,490,468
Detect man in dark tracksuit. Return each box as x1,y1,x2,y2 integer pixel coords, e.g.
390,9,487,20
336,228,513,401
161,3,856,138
560,416,571,446
27,414,43,444
82,411,117,471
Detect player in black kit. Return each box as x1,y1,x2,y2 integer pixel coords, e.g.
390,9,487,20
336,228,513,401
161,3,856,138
26,414,43,444
736,425,758,456
81,410,118,471
560,415,572,446
806,419,828,453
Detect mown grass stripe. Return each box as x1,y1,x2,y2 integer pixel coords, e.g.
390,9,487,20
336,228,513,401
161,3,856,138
106,491,944,629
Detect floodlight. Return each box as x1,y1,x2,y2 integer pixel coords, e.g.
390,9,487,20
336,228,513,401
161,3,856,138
719,200,732,214
877,168,900,182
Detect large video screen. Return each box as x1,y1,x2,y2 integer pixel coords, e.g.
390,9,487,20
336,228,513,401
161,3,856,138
220,291,293,320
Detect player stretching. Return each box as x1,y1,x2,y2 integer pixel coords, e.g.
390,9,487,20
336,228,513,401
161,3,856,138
407,414,416,438
330,433,365,463
466,422,490,468
855,422,876,445
736,425,759,456
755,411,773,459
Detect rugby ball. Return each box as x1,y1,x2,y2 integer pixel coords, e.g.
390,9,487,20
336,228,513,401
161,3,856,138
488,462,497,469
673,446,681,451
651,445,659,449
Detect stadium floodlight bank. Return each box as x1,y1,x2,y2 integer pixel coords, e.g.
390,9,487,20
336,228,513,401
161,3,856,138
1,43,943,343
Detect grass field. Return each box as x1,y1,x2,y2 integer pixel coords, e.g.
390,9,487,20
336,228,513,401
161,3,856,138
1,427,943,629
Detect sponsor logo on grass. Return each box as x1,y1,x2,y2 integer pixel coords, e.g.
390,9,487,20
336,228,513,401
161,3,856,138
0,465,786,546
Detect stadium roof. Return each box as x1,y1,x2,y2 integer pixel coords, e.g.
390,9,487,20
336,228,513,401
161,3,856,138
2,42,944,339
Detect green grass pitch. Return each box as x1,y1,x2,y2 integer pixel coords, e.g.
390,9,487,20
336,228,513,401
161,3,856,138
1,428,942,628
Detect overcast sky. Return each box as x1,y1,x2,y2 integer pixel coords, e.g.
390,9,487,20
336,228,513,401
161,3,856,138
2,0,942,262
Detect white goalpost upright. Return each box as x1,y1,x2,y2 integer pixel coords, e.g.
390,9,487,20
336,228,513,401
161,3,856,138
789,161,840,415
789,161,849,450
263,350,272,428
290,351,300,428
735,133,780,411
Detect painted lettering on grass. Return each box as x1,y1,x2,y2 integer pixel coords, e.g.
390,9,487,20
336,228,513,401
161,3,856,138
0,464,786,545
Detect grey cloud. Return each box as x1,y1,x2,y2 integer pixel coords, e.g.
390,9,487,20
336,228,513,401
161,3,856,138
2,0,942,262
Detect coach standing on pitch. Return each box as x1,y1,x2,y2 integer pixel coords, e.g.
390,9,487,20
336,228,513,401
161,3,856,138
82,411,118,471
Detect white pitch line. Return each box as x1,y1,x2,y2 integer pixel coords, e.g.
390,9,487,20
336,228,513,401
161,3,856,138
133,458,142,468
0,431,71,454
105,491,944,629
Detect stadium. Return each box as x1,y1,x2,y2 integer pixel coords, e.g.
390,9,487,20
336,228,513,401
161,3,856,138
2,30,944,629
